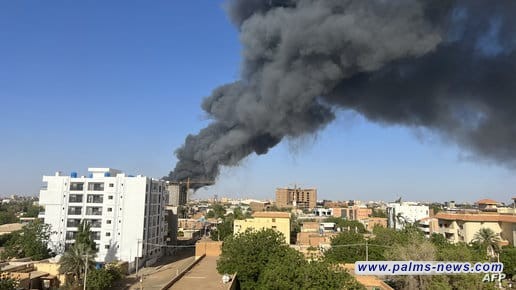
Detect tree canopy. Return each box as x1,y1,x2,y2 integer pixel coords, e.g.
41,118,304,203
217,228,363,290
1,220,52,260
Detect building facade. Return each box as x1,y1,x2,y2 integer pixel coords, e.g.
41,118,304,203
435,212,516,246
275,187,317,210
233,212,291,243
387,202,429,230
166,182,188,206
39,168,168,266
333,206,372,221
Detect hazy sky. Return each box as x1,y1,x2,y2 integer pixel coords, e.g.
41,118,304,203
1,1,514,203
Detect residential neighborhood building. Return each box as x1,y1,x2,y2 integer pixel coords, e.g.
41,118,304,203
333,206,372,220
233,211,291,243
360,217,388,232
435,211,516,246
38,168,168,268
418,217,439,238
387,202,429,230
276,187,317,209
167,182,188,206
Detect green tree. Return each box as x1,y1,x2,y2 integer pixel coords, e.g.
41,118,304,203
290,214,301,244
86,265,122,290
324,232,366,263
384,236,436,290
259,251,364,290
499,246,516,278
76,220,96,251
211,204,226,219
429,203,442,215
233,207,248,220
0,277,18,290
59,243,96,287
217,228,362,290
472,228,501,260
324,217,367,233
0,211,17,225
206,210,215,218
210,219,233,241
24,204,43,218
1,220,52,260
371,208,387,218
217,229,291,288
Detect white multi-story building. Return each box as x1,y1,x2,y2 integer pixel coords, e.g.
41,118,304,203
39,168,168,267
387,202,429,230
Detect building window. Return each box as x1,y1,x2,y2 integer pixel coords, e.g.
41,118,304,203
87,219,102,228
87,194,103,203
67,219,81,227
69,194,83,203
85,207,102,216
70,182,84,191
105,245,110,249
90,232,101,240
67,207,82,215
108,195,113,200
65,231,77,240
88,183,104,191
109,183,114,187
272,218,276,222
272,226,277,229
106,232,111,237
107,208,113,212
106,220,112,224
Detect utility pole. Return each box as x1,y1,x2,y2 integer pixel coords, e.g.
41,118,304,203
83,252,88,290
135,239,140,286
365,238,369,261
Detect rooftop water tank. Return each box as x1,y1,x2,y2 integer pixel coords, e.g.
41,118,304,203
104,172,110,177
70,172,78,178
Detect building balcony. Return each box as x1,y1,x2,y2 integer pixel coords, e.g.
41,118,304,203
86,195,103,203
67,219,82,228
85,207,102,216
90,232,101,240
67,208,82,215
442,228,457,234
87,220,102,228
69,195,83,203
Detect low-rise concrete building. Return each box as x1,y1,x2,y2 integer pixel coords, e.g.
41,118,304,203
387,202,429,230
276,187,317,210
233,212,291,243
361,217,388,232
435,211,516,246
333,206,372,221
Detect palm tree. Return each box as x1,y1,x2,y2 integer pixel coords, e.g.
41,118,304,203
59,243,96,286
473,228,501,261
76,220,96,251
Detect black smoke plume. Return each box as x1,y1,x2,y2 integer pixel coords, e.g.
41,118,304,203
169,0,516,186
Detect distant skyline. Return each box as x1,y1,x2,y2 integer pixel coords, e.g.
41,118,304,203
1,1,514,203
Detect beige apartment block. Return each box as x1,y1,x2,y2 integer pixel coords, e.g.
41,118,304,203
435,212,516,246
361,217,388,232
275,187,317,209
233,212,291,243
333,206,372,221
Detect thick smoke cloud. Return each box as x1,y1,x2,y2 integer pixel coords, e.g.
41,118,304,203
170,0,516,185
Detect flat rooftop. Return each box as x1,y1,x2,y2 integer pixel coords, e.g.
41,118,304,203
169,256,228,290
252,211,291,219
435,212,516,223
